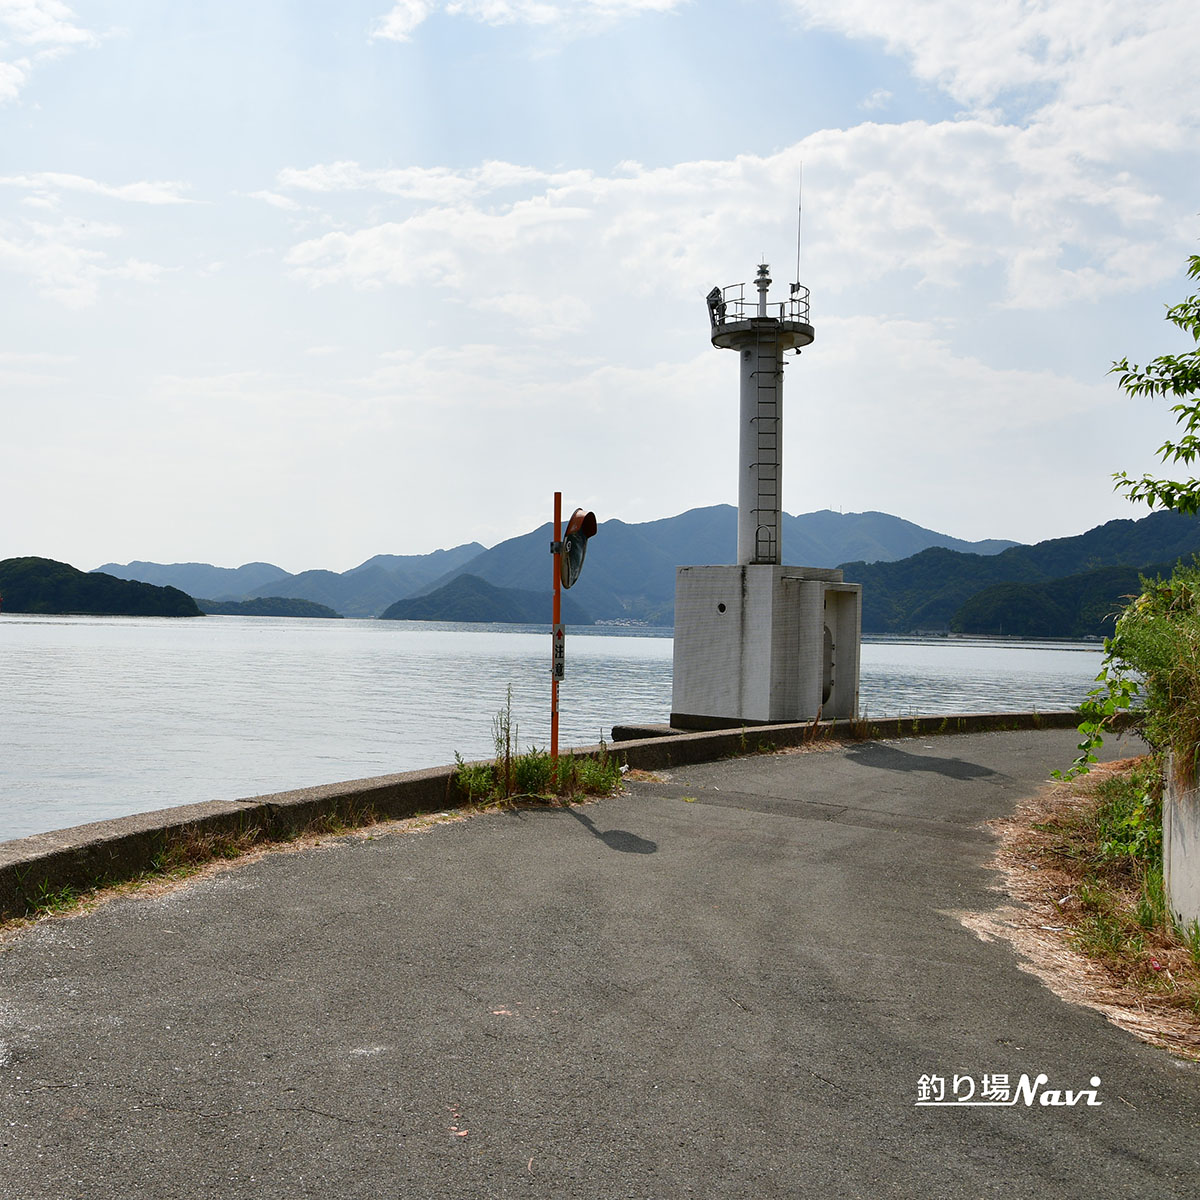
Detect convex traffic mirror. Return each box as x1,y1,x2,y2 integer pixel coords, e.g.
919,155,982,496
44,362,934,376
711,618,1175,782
560,509,597,589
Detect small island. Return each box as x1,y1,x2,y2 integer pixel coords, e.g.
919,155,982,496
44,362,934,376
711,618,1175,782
196,597,342,618
380,574,592,624
0,557,202,617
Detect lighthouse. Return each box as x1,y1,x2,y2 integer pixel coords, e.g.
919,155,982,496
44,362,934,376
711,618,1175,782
671,261,862,729
709,261,813,566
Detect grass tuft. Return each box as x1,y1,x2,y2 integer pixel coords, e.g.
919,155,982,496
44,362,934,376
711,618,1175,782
452,692,625,805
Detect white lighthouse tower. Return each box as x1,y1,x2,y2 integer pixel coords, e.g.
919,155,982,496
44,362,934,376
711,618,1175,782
671,261,862,729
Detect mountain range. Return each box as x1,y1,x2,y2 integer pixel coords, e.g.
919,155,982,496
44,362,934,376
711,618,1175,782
96,507,1016,622
91,505,1200,636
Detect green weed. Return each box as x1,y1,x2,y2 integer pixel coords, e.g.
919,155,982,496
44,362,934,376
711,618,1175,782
555,736,624,798
32,882,84,916
1092,762,1163,864
452,696,624,804
453,752,498,802
513,745,554,796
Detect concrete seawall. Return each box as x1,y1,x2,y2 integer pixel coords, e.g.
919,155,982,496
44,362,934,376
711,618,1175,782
0,710,1084,921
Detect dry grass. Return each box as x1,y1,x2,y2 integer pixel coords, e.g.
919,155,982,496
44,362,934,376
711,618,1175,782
957,758,1200,1059
777,739,848,756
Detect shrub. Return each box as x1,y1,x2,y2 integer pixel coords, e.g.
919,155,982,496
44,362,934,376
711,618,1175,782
513,746,554,796
453,753,497,802
556,737,624,798
1109,566,1200,771
1061,562,1200,780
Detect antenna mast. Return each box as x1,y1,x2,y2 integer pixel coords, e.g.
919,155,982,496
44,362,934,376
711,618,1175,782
793,163,803,288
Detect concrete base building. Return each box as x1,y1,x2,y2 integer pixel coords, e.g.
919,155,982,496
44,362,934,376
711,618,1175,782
672,565,860,728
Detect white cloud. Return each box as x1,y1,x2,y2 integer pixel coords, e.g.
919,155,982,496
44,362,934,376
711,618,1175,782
247,189,302,211
0,348,71,388
341,339,731,549
0,348,69,362
371,0,687,41
789,1,1200,158
371,0,433,41
815,313,1101,430
276,120,1184,318
471,290,591,337
0,0,95,47
0,172,191,304
285,197,593,291
0,55,29,101
788,311,1157,542
280,161,480,205
20,191,57,210
277,159,589,204
0,172,192,204
0,0,98,102
282,4,1196,319
801,118,1179,305
447,0,685,24
0,216,162,307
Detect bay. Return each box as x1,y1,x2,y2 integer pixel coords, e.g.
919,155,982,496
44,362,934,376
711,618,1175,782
0,614,1103,843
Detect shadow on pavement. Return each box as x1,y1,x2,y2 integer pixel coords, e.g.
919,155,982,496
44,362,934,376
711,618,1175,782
845,742,999,780
565,807,658,854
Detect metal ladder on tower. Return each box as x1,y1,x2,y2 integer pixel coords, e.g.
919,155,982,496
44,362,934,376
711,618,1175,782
751,323,780,563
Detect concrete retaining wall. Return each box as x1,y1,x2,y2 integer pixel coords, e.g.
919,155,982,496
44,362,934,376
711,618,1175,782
0,710,1084,922
0,766,459,922
1164,754,1200,930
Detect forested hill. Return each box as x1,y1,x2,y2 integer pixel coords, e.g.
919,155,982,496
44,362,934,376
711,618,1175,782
380,575,592,625
0,558,201,617
196,597,341,618
949,562,1175,638
842,510,1200,634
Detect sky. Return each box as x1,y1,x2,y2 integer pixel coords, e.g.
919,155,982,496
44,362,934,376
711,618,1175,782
2,0,1198,574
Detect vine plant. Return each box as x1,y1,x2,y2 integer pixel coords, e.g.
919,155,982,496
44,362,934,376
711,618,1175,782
1053,627,1142,781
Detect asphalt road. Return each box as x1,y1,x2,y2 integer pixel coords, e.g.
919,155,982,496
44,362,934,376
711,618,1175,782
2,727,1197,1199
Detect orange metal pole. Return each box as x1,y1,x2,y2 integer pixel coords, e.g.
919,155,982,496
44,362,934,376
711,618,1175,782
551,490,562,767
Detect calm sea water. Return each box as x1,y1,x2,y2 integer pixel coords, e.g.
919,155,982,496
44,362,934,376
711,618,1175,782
0,614,1104,843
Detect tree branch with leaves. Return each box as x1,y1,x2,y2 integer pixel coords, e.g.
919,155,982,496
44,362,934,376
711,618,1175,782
1056,251,1200,780
1112,254,1200,514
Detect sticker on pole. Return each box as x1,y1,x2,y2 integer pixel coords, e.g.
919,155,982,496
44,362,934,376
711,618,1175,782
551,623,565,679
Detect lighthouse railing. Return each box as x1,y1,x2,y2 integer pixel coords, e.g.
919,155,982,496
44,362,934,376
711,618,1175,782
714,281,810,326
